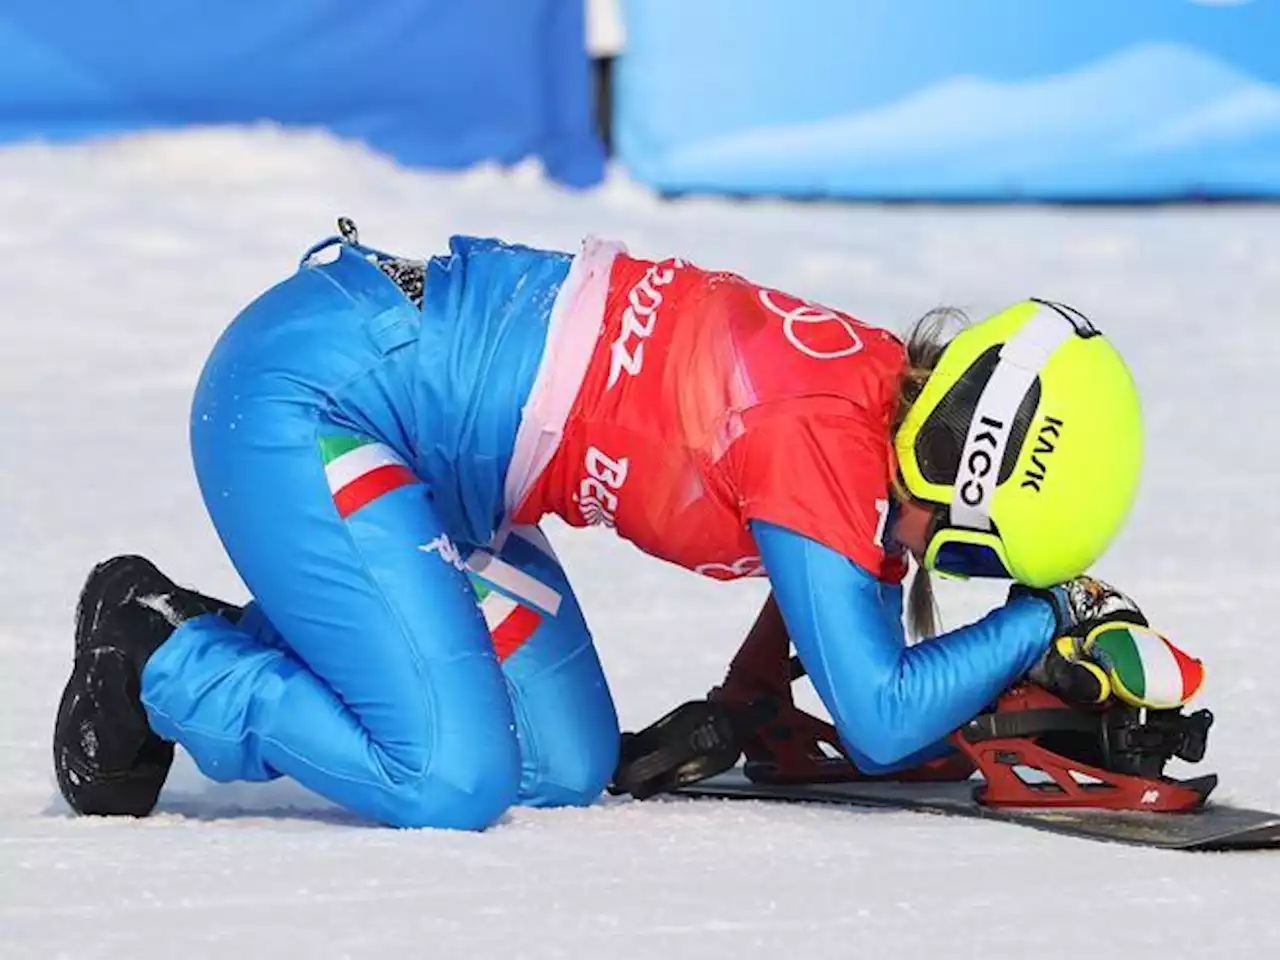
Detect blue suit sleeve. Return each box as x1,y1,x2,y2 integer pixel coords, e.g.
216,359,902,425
863,582,963,772
751,520,1055,772
878,582,906,649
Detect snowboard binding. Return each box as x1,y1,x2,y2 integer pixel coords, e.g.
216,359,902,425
612,654,1216,813
954,683,1216,811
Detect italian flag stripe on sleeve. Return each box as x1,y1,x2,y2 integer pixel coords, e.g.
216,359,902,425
471,576,541,662
319,435,417,519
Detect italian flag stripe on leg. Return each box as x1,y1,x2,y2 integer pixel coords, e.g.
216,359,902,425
491,604,542,662
319,435,417,519
471,577,541,662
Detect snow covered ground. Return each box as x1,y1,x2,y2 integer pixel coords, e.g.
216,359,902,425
2,127,1279,959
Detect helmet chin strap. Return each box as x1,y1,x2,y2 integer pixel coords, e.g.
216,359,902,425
948,305,1075,532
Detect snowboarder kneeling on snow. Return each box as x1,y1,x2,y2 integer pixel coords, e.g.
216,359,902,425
54,221,1188,828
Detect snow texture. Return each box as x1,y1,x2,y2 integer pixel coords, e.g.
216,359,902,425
2,126,1279,958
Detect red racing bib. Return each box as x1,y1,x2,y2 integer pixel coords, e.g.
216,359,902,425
515,253,909,584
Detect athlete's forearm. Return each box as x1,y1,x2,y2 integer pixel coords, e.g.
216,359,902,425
752,520,1055,767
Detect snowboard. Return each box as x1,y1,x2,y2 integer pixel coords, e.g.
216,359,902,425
677,769,1280,851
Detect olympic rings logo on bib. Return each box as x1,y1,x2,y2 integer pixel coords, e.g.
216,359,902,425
758,289,864,361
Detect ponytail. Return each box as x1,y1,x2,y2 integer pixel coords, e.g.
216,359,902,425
906,561,939,640
893,307,967,643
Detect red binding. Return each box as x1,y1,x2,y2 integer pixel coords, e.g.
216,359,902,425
712,616,1213,811
950,685,1214,812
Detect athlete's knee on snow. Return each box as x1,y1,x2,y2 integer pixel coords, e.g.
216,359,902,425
375,764,520,831
367,654,524,830
471,525,619,808
521,711,620,808
371,718,522,830
513,625,619,807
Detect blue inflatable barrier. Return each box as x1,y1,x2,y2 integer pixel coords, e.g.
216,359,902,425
0,2,603,187
615,0,1280,200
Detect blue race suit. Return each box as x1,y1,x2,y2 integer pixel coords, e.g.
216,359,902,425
140,233,1054,829
143,236,619,829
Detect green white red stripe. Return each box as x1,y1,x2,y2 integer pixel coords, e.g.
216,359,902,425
319,435,416,519
471,578,541,661
1091,625,1205,709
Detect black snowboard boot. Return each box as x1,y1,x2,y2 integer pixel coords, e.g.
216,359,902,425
53,555,241,817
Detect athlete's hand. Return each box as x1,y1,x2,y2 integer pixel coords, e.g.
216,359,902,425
1011,575,1146,639
1012,577,1203,709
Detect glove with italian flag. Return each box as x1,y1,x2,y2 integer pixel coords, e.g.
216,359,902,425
1012,576,1205,710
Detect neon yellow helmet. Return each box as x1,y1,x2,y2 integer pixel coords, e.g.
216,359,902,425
894,300,1142,588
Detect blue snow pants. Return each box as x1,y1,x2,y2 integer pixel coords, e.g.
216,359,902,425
140,241,620,829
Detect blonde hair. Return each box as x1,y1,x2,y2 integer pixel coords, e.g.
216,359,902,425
892,308,969,641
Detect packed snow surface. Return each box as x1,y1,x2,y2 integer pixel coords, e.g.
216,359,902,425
1,127,1278,959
